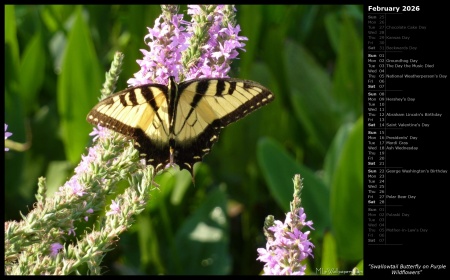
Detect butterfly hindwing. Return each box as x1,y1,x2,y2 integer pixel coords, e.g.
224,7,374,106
87,76,274,176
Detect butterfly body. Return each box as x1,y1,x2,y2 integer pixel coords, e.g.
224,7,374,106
87,76,274,176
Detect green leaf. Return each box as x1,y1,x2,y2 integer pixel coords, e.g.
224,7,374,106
257,137,330,234
5,5,20,85
332,15,363,118
19,32,46,114
136,214,164,274
320,232,339,275
323,122,353,187
170,188,231,275
170,169,193,206
352,259,364,276
284,40,341,155
330,117,363,261
324,13,340,54
57,7,102,164
237,5,263,78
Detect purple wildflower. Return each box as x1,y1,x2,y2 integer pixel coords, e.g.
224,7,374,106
106,200,120,216
68,227,76,236
50,242,64,257
186,5,203,16
257,207,314,275
287,207,314,230
257,175,314,275
89,125,108,142
185,5,247,79
85,208,94,221
74,146,99,175
128,5,247,87
127,13,190,86
5,124,12,151
64,177,87,197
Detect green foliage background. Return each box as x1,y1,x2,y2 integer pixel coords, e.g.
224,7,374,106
4,5,363,275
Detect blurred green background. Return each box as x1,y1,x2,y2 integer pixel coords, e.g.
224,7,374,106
4,5,363,275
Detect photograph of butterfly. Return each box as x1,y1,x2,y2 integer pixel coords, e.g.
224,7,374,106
86,76,274,176
5,5,365,276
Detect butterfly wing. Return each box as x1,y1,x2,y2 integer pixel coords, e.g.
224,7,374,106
172,78,275,175
86,84,171,171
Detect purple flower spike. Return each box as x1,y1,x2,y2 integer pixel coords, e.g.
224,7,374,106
257,175,314,275
128,13,190,86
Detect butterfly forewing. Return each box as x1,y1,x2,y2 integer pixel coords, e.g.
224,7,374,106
171,78,274,174
87,84,171,170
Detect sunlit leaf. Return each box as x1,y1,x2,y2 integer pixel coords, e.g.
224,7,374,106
57,7,102,164
330,117,363,261
171,188,231,275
